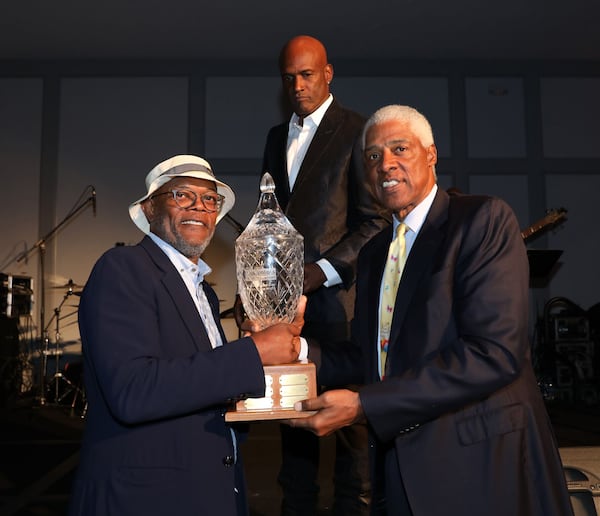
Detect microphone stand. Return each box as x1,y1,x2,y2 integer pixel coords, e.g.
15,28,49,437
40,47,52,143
17,193,95,405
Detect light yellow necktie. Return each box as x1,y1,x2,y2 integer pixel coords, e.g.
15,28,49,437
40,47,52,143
380,223,407,377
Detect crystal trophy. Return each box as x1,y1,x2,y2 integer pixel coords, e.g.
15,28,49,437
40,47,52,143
226,172,317,421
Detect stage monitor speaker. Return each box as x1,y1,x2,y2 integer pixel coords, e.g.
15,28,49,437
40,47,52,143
560,446,600,515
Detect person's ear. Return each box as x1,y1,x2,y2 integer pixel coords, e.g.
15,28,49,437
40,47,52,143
141,199,155,225
426,144,438,167
325,64,334,85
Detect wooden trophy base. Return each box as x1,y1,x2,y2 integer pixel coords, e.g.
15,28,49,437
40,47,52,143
225,360,317,422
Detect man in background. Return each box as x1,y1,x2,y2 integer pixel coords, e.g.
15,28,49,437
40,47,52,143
259,35,389,515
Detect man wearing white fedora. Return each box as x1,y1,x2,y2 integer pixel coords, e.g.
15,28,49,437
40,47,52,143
68,155,305,516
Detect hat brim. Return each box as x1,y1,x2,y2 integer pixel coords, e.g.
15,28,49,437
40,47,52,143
128,170,235,235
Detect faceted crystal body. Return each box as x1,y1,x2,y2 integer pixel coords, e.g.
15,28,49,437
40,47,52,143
235,172,304,330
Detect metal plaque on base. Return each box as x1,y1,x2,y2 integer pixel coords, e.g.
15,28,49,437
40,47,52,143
227,172,316,422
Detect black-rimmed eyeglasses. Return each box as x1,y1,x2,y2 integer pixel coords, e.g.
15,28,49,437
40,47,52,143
150,189,224,212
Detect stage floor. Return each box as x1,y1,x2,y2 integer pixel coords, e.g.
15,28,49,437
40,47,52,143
1,393,600,515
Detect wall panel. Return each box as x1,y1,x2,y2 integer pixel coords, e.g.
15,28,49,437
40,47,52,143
53,76,189,342
0,78,43,339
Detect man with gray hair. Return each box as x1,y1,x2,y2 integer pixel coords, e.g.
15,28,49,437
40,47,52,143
290,106,573,515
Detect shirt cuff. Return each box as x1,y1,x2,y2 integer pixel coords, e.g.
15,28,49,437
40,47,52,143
316,258,342,287
298,337,309,362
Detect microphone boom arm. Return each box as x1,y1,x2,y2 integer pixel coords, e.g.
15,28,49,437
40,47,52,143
17,194,94,264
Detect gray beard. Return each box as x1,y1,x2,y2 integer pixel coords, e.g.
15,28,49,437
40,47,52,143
172,234,212,261
149,217,215,262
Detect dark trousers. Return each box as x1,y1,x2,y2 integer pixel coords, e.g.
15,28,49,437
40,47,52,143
370,443,413,516
278,420,370,515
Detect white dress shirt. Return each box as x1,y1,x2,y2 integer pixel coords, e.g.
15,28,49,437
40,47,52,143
286,94,333,190
286,94,342,288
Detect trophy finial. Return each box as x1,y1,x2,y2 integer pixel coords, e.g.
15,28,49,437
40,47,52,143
260,172,276,194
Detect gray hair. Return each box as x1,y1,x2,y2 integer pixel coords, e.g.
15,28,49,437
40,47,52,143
361,105,435,150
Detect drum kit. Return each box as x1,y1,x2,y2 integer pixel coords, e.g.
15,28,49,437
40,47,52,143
0,186,96,415
1,274,86,416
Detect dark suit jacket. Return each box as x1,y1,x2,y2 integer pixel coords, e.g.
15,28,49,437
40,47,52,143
68,236,266,516
263,99,389,341
314,189,573,515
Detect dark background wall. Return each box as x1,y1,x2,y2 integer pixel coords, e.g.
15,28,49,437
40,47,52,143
1,59,598,348
0,1,599,353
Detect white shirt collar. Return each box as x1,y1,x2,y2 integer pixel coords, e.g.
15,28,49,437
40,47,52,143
289,94,333,129
147,232,211,282
393,184,438,236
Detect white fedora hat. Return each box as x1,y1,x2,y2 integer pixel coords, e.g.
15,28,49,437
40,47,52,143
129,154,235,234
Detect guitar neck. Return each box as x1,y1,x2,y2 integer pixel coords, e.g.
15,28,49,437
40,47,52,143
521,208,567,241
521,223,545,240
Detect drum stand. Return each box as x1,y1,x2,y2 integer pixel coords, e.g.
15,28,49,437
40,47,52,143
41,286,83,406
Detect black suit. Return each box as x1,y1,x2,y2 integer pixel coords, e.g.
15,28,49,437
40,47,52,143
264,99,388,339
314,189,573,515
263,99,389,514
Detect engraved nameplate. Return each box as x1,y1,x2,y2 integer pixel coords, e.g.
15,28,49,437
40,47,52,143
280,395,311,408
243,397,274,410
280,385,309,397
279,374,309,386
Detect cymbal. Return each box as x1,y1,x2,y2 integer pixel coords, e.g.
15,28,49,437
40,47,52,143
50,280,84,289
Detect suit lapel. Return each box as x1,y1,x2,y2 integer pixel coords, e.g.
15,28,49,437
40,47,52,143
140,237,214,352
202,281,228,345
292,101,343,194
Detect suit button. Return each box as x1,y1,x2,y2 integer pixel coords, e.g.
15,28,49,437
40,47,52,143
223,456,235,467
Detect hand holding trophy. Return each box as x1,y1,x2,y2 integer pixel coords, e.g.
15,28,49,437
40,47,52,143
226,172,317,421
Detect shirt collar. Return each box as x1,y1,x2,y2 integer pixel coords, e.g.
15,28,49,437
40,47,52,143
290,94,333,130
148,232,212,282
393,184,438,235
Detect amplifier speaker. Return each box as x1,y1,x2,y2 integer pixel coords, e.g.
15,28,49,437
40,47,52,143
560,447,600,515
554,315,591,342
0,315,21,405
0,273,33,318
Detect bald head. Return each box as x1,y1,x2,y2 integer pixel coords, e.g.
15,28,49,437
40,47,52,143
279,35,328,69
278,35,333,117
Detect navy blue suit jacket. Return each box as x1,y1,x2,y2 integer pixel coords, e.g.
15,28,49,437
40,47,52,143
313,189,573,515
69,236,266,516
